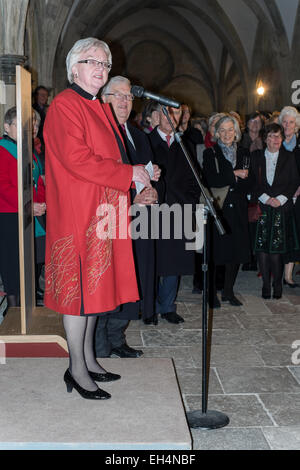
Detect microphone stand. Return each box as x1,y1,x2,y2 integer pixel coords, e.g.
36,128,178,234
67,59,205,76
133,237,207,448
162,106,229,429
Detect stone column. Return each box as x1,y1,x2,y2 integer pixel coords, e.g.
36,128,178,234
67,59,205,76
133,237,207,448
0,0,30,129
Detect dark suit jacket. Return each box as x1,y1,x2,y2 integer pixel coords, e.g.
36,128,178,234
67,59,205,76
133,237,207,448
148,127,201,276
116,121,158,319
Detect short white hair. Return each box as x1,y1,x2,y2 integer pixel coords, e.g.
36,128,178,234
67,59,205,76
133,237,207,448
214,114,241,142
278,106,300,131
66,37,112,84
101,76,131,96
208,112,226,129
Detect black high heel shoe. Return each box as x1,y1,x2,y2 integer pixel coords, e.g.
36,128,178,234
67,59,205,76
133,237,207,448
283,279,300,288
88,370,121,382
64,369,111,400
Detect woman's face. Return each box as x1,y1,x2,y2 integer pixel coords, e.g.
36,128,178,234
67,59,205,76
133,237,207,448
32,114,39,139
248,116,262,133
281,115,296,139
4,118,17,141
266,131,283,153
71,46,110,95
209,117,219,136
218,120,236,146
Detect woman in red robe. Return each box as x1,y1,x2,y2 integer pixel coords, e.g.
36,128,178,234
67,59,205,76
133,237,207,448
44,37,151,399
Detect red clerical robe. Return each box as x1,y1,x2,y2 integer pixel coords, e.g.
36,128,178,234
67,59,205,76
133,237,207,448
43,88,139,315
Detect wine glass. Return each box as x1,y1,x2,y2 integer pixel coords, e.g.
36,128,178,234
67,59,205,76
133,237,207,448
243,155,250,169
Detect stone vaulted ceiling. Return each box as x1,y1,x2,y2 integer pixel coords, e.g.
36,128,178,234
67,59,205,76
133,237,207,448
28,0,300,115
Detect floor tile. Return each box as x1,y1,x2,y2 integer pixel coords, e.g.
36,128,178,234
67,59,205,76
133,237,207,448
191,427,270,450
176,367,223,394
255,345,298,366
190,344,264,367
262,426,300,450
186,394,274,427
259,393,300,426
217,366,300,393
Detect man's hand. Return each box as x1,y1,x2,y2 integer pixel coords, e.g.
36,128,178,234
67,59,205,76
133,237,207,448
133,187,158,205
152,164,161,182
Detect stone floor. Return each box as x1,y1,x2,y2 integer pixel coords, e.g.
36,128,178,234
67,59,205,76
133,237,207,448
1,270,300,450
125,271,300,450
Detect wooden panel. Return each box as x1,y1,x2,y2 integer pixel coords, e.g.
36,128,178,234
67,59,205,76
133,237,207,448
16,66,35,334
0,307,65,339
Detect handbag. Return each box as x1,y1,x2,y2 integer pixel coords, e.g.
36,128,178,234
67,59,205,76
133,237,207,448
248,202,262,222
248,166,262,222
210,185,229,210
210,150,229,210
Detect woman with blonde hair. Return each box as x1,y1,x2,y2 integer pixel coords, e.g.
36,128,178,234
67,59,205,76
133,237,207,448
203,114,254,306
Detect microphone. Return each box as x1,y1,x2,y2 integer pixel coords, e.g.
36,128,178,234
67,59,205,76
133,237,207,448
131,85,181,109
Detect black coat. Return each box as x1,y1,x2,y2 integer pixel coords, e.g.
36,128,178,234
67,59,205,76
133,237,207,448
250,146,300,258
203,143,254,265
251,147,299,209
116,121,158,319
148,127,201,276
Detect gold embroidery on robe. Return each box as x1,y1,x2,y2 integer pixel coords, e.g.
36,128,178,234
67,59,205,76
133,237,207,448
86,188,128,295
45,234,80,307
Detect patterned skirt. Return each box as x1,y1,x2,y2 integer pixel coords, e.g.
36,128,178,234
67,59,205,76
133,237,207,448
254,205,299,254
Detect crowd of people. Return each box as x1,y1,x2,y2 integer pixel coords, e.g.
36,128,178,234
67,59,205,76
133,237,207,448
1,36,300,400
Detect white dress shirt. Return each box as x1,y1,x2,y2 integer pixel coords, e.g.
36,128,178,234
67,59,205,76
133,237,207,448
157,127,175,146
259,149,287,206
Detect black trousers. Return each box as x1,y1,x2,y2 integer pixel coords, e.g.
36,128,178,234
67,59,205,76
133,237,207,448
94,315,129,357
0,213,19,295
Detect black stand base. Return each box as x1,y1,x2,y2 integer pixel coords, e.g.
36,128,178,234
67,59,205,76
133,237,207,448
187,410,230,430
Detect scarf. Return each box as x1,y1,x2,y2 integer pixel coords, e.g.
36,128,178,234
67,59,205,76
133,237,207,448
283,134,297,152
218,139,237,168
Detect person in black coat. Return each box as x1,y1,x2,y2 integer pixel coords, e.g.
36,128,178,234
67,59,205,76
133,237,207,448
278,106,300,286
251,123,300,299
203,114,254,306
148,104,201,324
32,86,49,152
94,76,161,357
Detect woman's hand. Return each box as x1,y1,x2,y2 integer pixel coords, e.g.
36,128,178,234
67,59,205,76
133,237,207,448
234,169,248,179
133,187,158,205
33,202,46,216
266,197,281,208
270,198,281,208
132,165,151,188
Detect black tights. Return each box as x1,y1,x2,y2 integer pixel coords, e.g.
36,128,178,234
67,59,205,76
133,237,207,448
257,252,283,295
223,263,240,298
63,315,108,391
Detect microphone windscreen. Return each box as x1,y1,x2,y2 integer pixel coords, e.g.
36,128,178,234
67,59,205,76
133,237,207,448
131,85,144,98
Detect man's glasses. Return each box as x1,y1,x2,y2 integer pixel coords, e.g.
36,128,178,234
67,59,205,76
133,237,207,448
104,92,134,101
77,59,112,70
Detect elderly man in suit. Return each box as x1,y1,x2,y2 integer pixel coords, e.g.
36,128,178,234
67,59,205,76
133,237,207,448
95,76,161,358
148,104,201,324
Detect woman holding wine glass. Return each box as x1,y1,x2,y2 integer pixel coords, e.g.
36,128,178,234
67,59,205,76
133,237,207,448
203,114,254,306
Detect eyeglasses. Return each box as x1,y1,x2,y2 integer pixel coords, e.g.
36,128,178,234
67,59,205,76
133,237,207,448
267,133,282,140
104,92,134,101
77,59,112,70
